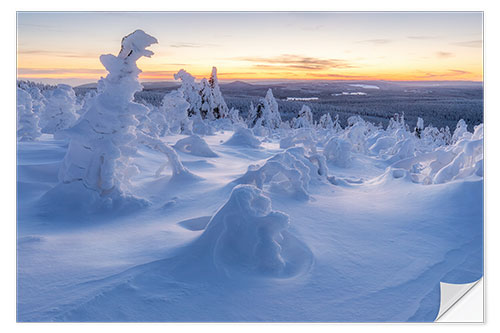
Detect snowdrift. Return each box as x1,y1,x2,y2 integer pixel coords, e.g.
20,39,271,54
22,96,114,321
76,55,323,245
223,126,261,148
173,135,218,157
195,184,313,277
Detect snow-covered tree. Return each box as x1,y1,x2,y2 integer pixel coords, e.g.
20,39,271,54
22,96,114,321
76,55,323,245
452,119,471,143
18,82,47,116
174,69,202,117
247,89,281,129
77,89,97,116
57,30,159,202
292,105,314,129
17,87,41,141
161,89,192,134
318,113,334,130
415,117,424,138
228,107,244,124
207,67,229,119
39,84,78,134
197,67,229,120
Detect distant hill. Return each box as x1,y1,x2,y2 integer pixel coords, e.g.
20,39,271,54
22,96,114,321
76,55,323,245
220,80,255,89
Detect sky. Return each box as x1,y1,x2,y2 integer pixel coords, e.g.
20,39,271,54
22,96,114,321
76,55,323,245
17,12,483,86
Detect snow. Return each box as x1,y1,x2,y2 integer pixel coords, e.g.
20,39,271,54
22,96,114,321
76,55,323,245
16,32,483,323
17,87,41,141
39,84,78,135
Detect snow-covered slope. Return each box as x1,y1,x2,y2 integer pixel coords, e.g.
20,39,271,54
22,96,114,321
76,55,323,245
17,125,483,322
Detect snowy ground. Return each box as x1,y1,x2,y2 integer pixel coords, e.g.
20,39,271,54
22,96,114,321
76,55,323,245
17,130,483,322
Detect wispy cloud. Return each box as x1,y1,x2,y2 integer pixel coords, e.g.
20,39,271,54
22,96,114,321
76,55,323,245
308,73,371,79
17,68,177,79
436,51,454,58
416,69,471,79
18,49,97,59
357,39,392,45
407,35,438,40
169,42,219,48
452,40,482,48
18,68,105,75
234,54,355,71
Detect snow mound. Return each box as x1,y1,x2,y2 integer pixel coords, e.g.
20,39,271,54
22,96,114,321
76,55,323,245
280,128,317,153
223,126,261,148
235,147,329,200
173,135,218,157
38,181,149,217
323,136,352,168
197,184,313,277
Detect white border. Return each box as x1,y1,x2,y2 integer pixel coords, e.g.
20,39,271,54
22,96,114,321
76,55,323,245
3,1,499,332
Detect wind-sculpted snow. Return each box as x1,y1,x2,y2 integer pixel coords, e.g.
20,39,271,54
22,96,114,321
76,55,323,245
173,135,218,157
223,126,261,148
280,128,318,154
387,123,483,185
194,185,313,277
323,137,353,168
235,147,329,200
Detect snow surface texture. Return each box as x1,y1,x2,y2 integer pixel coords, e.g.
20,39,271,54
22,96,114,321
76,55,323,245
17,32,483,323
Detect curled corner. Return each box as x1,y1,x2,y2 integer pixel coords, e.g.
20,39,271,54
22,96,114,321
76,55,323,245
435,278,483,322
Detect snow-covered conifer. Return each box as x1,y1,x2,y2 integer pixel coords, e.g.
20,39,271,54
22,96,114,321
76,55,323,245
207,67,229,119
57,30,158,203
292,105,314,129
318,113,334,130
452,119,471,143
247,89,281,129
174,69,202,117
161,89,192,134
39,84,78,134
17,87,41,141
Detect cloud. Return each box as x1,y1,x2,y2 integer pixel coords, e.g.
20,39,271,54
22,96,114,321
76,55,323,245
357,39,392,45
436,51,454,58
169,42,219,48
17,49,97,58
452,40,482,48
308,73,370,79
407,35,438,40
17,68,177,79
416,69,471,79
18,68,105,75
234,54,355,71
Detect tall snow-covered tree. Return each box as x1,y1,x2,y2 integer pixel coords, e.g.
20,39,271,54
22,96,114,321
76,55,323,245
247,89,281,129
174,69,202,117
207,67,229,119
39,84,78,134
57,29,158,201
17,87,41,141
